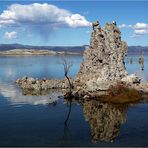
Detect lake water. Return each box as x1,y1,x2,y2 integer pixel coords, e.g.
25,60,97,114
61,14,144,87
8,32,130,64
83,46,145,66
0,55,148,146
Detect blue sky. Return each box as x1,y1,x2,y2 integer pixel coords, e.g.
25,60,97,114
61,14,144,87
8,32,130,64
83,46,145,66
0,1,148,46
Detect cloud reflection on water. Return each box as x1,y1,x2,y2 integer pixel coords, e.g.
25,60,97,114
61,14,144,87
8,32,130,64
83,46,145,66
0,81,60,106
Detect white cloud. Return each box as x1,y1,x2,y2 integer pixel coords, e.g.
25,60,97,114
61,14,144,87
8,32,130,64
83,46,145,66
4,31,17,39
118,24,132,29
118,24,128,28
118,22,148,37
133,23,148,36
118,24,126,28
133,23,148,30
134,29,148,35
0,3,91,28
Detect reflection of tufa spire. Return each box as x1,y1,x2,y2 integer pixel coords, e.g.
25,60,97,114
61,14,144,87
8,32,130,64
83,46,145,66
82,100,127,142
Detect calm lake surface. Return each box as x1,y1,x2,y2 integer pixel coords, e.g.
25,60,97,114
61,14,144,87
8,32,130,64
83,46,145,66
0,54,148,147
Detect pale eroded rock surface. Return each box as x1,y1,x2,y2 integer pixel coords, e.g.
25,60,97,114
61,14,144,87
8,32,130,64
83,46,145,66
16,76,72,91
16,21,148,95
75,21,128,90
121,74,140,84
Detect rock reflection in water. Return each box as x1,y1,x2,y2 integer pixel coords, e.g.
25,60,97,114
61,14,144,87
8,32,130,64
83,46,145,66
82,99,127,142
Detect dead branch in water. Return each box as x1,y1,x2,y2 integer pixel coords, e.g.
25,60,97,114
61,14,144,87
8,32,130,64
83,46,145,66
59,58,73,97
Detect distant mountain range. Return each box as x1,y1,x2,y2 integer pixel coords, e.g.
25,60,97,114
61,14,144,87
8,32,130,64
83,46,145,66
0,44,85,53
128,46,148,55
0,44,147,55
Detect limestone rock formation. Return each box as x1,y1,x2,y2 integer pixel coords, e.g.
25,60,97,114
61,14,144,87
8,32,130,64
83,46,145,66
75,21,128,90
121,74,140,84
15,21,148,96
16,76,73,92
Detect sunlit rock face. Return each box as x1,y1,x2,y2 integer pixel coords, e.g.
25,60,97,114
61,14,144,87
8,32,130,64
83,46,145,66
16,21,132,93
16,76,72,91
83,100,127,142
75,21,128,90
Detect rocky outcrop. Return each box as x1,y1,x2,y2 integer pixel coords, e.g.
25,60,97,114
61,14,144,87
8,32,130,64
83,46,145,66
75,21,128,90
121,74,140,84
15,20,148,97
130,82,148,93
16,76,73,91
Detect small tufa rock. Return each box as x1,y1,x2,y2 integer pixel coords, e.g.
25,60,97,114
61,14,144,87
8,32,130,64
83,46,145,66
27,77,35,82
83,95,90,99
16,77,74,91
121,74,141,84
92,20,100,30
86,79,98,91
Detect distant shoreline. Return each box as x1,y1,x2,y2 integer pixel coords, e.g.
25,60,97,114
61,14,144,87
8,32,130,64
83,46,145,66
0,44,148,55
0,49,82,56
0,48,147,56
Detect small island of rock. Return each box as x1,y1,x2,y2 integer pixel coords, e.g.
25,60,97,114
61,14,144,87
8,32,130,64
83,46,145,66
75,21,128,91
16,21,148,103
